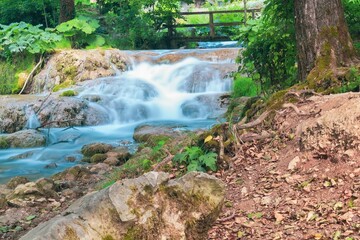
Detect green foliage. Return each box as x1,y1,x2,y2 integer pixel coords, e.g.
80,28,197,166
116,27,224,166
173,146,217,172
236,0,297,94
0,22,61,58
60,90,78,97
0,0,59,28
343,0,360,41
56,16,105,49
141,159,152,171
339,68,360,93
0,55,35,95
232,75,259,98
98,0,191,49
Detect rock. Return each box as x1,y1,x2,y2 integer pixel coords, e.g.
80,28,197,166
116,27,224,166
30,49,130,93
181,93,229,119
0,194,7,209
103,157,120,166
288,156,301,171
89,163,111,174
7,178,58,205
8,151,34,160
0,130,46,149
44,163,58,169
106,146,131,162
81,143,114,158
6,176,30,189
20,171,225,240
65,155,77,162
89,153,107,163
52,166,92,182
133,125,182,144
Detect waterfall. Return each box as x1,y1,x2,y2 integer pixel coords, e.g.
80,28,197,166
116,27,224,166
24,106,41,129
78,56,232,124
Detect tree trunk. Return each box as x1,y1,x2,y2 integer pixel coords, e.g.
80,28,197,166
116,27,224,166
59,0,75,23
294,0,358,85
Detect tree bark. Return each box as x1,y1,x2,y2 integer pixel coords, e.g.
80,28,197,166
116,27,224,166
59,0,75,23
294,0,358,83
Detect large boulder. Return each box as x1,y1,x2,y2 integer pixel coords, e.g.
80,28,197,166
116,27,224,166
0,130,46,149
30,49,130,93
20,171,225,240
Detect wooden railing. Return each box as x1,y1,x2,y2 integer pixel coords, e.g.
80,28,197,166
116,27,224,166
167,8,262,48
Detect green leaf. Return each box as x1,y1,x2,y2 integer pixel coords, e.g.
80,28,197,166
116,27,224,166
25,215,37,221
187,161,200,172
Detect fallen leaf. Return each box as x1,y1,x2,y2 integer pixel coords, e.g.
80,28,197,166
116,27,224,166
274,211,284,223
204,135,213,143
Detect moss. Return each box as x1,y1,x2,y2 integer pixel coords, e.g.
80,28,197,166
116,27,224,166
63,65,77,80
52,80,74,92
61,90,78,97
64,227,80,240
90,153,107,163
0,137,10,149
123,227,143,240
102,235,115,240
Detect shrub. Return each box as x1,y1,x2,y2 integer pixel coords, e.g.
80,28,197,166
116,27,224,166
232,75,259,98
0,22,61,58
56,16,105,49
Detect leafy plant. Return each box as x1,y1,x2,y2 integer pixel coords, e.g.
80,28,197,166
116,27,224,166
56,16,105,49
173,146,217,172
232,75,260,98
0,22,61,58
235,0,297,94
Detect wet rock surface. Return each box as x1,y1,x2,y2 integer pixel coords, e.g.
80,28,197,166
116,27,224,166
133,125,184,143
0,130,46,149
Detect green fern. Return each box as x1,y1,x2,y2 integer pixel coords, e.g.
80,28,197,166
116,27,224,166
173,146,218,172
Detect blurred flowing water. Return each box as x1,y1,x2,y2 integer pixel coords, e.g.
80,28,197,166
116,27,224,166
0,48,237,183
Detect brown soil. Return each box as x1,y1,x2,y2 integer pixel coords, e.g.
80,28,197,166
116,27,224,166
208,92,360,240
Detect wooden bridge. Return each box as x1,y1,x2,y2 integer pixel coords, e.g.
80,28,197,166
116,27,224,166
166,8,262,48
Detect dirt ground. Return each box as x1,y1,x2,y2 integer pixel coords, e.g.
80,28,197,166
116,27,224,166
208,92,360,240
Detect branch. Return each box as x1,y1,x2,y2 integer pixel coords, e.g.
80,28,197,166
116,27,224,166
19,55,44,95
153,149,174,171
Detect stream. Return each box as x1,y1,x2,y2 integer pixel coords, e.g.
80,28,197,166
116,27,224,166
0,47,238,184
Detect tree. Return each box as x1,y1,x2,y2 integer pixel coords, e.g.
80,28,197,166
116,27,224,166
60,0,75,23
294,0,358,85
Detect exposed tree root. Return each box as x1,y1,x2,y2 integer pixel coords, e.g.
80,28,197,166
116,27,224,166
239,132,274,142
19,55,44,95
235,111,271,130
283,103,321,117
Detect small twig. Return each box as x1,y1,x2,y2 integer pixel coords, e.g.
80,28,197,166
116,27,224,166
218,211,236,222
153,149,175,171
35,93,52,115
19,55,44,95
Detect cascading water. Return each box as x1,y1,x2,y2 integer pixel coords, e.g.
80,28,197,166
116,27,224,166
0,49,236,183
78,57,231,123
24,105,41,129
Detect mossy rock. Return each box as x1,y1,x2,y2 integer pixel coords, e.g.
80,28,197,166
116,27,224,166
52,80,74,92
61,90,78,97
0,137,10,149
81,143,114,157
6,176,29,189
90,154,107,163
